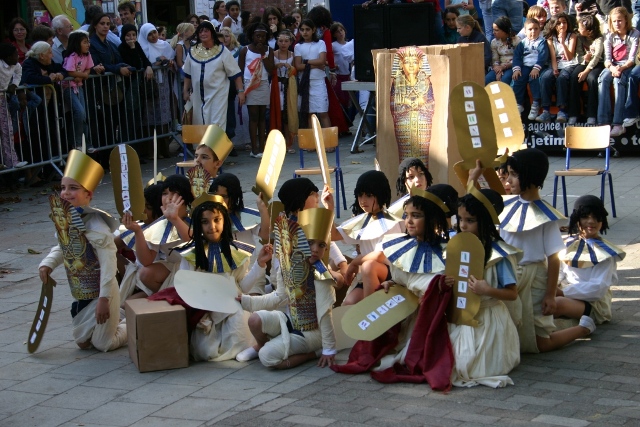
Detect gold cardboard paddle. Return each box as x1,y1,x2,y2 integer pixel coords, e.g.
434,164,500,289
311,114,333,192
109,145,146,221
445,232,484,327
341,285,419,341
332,305,357,350
174,270,241,314
252,130,286,204
484,82,526,156
27,276,56,353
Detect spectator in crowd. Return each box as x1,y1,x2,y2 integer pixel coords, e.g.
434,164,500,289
51,15,73,64
456,15,491,70
223,1,243,38
262,7,284,50
443,8,461,44
212,1,228,29
118,1,137,30
185,14,200,28
486,16,520,84
82,5,121,46
597,7,638,137
6,18,31,64
31,25,55,46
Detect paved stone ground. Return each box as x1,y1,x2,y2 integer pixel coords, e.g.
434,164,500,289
0,131,639,427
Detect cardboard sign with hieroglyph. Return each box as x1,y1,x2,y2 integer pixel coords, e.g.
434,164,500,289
109,145,146,221
445,232,484,327
252,130,286,203
27,276,56,353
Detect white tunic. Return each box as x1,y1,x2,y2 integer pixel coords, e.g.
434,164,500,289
183,44,242,129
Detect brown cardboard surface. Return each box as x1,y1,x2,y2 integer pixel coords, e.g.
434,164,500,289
125,299,189,373
374,44,485,201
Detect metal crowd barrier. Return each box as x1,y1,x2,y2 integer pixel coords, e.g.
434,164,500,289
0,65,183,177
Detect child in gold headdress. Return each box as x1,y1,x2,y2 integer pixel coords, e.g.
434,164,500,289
192,124,234,179
38,150,127,352
235,208,337,369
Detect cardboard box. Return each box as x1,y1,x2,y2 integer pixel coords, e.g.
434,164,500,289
125,299,189,373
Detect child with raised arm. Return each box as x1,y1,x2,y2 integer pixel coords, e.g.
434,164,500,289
500,148,593,353
236,208,337,369
39,150,126,351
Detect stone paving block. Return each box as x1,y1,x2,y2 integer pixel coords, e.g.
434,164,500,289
579,387,635,400
228,359,306,382
259,411,291,421
531,381,584,393
316,409,373,424
9,372,91,395
191,378,276,400
407,414,463,426
594,398,640,407
207,409,264,426
554,369,604,381
474,397,527,411
398,403,451,418
72,401,162,426
351,396,407,410
362,407,411,420
41,385,127,410
443,411,500,424
568,378,620,390
254,397,298,412
0,389,51,416
153,396,242,421
521,404,582,418
232,392,282,411
601,375,640,385
282,384,329,400
0,405,85,427
0,350,28,368
51,357,128,378
611,407,640,419
508,394,560,407
116,383,201,405
531,414,591,427
0,360,55,381
479,407,537,421
153,364,234,387
24,345,94,366
307,390,358,403
278,405,325,416
128,416,204,427
281,414,336,426
84,366,168,391
267,374,318,394
377,384,430,397
0,379,19,391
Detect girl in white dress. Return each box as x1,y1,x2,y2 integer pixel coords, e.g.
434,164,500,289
294,19,331,128
448,187,521,388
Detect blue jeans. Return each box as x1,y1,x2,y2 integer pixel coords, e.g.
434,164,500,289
623,64,640,120
491,0,523,37
512,66,542,106
540,65,576,109
486,68,514,85
597,67,631,125
63,87,88,149
479,0,493,41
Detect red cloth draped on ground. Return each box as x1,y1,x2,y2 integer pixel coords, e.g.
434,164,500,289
270,67,282,132
148,287,207,333
331,275,454,392
244,56,263,97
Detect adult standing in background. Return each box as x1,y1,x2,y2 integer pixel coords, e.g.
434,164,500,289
481,0,523,41
212,1,228,30
182,21,245,130
81,5,122,46
5,18,31,64
118,1,138,34
52,15,74,64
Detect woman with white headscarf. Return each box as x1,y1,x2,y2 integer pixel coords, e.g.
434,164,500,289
138,23,175,133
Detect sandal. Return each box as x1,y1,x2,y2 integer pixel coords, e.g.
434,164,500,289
287,148,296,154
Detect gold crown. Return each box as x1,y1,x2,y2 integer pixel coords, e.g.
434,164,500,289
146,173,166,187
467,182,500,225
200,125,233,161
64,150,104,192
297,207,333,243
192,193,227,210
410,187,450,214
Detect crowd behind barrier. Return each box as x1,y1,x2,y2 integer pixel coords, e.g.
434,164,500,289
0,65,182,176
